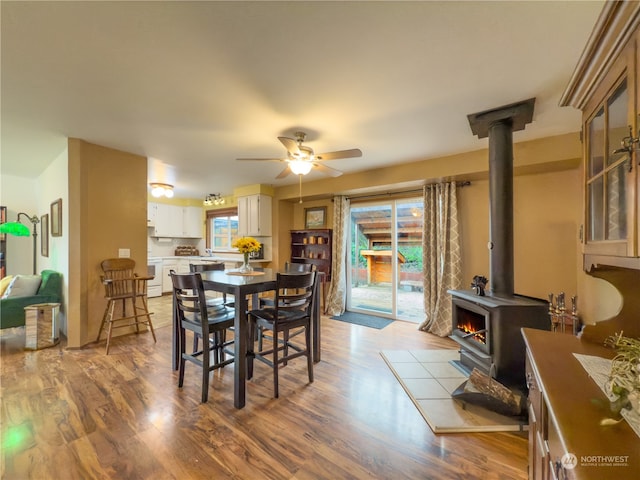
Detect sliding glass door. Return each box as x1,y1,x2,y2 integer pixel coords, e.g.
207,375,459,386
347,198,424,323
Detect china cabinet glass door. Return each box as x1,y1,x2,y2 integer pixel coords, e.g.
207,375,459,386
585,76,633,255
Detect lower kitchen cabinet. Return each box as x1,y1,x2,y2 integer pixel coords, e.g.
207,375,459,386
161,259,191,293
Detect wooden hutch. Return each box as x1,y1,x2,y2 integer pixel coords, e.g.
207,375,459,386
523,3,640,480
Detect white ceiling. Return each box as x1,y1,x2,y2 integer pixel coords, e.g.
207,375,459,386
1,1,604,199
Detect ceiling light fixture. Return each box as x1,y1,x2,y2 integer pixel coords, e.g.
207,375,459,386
289,160,312,176
0,212,39,274
203,193,225,206
149,183,174,198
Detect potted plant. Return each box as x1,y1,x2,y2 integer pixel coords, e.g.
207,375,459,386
604,332,640,432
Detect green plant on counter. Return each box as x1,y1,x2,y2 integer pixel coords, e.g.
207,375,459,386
604,332,640,419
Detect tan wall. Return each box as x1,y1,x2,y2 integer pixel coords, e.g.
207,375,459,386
457,169,580,300
68,139,148,348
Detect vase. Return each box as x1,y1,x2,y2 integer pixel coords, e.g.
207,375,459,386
239,252,253,273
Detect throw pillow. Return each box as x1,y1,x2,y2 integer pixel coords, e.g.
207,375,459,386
2,274,42,299
0,275,14,297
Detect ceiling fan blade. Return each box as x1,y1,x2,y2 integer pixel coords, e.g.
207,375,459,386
312,162,343,177
236,157,284,162
314,148,362,161
278,136,300,155
276,165,292,179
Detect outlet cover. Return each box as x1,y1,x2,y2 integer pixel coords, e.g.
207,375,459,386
118,248,130,258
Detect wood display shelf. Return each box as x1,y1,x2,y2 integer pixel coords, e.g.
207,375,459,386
522,328,639,480
290,229,332,282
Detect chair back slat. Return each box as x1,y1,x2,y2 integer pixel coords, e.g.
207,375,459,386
190,262,225,273
283,262,313,273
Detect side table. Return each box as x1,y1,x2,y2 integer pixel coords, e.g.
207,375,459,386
24,302,60,350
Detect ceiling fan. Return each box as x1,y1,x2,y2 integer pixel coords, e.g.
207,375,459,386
236,131,362,179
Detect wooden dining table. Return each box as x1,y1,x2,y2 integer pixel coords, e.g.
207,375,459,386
171,267,322,409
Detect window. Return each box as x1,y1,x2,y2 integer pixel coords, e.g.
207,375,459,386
206,208,238,249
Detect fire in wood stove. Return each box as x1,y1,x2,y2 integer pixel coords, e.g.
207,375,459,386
456,312,488,344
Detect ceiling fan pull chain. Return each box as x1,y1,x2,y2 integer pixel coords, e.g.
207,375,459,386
299,174,303,203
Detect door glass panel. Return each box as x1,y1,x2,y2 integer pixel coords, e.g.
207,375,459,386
396,200,425,322
607,79,628,166
588,107,604,177
606,162,627,240
350,204,393,315
588,178,604,241
349,199,424,323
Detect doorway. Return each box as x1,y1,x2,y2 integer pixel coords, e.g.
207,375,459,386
347,198,424,323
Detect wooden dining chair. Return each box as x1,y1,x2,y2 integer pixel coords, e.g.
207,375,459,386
258,262,315,351
189,262,235,360
96,258,157,354
170,271,235,403
247,271,316,398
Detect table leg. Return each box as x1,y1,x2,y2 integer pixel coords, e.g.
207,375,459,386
234,292,249,409
313,279,321,363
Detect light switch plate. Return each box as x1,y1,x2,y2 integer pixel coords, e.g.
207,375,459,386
118,248,130,258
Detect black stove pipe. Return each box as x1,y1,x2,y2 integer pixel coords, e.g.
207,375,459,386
467,98,535,297
488,119,515,296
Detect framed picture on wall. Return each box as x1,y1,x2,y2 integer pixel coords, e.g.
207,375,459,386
51,198,62,237
305,207,327,229
41,214,49,257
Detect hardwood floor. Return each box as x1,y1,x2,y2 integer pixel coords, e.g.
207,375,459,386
1,295,528,479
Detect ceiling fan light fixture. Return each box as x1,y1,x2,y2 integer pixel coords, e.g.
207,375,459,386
150,182,174,198
289,160,312,175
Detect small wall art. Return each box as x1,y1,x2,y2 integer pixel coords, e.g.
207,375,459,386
305,206,326,229
51,198,62,237
41,214,49,257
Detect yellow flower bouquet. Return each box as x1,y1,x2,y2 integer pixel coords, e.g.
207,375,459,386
232,237,261,272
232,237,261,253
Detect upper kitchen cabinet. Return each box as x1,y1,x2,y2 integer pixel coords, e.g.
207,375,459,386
148,203,203,238
237,194,272,237
182,206,203,237
560,1,640,270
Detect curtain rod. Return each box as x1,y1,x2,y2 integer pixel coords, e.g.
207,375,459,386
345,181,471,201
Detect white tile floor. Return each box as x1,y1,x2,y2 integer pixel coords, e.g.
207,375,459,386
381,349,528,433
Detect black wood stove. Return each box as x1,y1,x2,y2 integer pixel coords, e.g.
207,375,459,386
449,98,549,389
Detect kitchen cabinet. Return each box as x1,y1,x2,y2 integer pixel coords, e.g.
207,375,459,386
182,206,203,237
161,258,191,293
237,194,271,237
290,229,332,281
560,2,640,270
148,203,203,238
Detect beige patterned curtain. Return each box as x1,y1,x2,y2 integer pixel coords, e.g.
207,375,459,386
325,196,350,316
419,182,462,336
